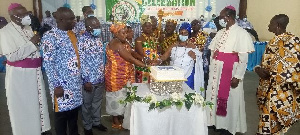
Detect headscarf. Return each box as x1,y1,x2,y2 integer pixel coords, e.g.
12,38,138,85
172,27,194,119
110,22,126,34
179,22,191,36
8,3,22,11
140,14,152,25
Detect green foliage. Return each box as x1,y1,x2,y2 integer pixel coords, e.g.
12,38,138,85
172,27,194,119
120,85,213,111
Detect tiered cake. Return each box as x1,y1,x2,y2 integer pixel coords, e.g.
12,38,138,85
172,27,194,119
150,66,186,96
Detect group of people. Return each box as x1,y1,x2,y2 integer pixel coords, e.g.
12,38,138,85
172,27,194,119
0,3,299,135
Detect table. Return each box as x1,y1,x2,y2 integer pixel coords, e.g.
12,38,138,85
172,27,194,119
122,83,208,135
247,41,267,71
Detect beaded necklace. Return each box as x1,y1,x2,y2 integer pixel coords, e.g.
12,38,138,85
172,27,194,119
173,42,194,67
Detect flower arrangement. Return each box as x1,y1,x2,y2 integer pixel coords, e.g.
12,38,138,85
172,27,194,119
119,85,214,111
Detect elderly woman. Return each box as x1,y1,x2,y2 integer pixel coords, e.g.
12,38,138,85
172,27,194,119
105,23,147,129
156,22,205,95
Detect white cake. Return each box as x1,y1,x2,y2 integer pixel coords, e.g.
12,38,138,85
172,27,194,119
150,66,185,81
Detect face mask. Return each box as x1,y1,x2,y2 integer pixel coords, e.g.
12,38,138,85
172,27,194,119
21,15,31,26
179,35,188,42
88,14,95,17
243,18,247,21
219,19,227,28
92,29,101,37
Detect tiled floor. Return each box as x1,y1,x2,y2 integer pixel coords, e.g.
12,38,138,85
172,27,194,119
0,72,299,135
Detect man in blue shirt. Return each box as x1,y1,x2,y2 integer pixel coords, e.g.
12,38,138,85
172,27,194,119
74,6,94,36
78,16,107,135
42,7,82,135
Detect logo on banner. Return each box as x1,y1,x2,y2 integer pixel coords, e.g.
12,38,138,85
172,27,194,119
112,1,137,22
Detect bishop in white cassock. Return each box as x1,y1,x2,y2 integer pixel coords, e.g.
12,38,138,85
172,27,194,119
206,6,254,135
0,3,50,135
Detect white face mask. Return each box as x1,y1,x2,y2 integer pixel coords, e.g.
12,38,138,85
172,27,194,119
243,18,247,21
21,15,31,26
179,35,189,42
219,19,227,28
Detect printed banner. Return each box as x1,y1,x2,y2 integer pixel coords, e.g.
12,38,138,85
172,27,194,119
105,0,204,22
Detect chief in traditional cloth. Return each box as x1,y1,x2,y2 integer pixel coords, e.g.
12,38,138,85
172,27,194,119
205,6,254,134
0,3,50,135
105,23,147,129
135,15,159,83
255,14,300,135
159,19,178,65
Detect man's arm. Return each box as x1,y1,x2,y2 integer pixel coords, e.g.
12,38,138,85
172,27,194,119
41,33,61,90
0,31,38,62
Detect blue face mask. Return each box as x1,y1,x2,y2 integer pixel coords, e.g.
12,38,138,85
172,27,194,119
92,29,101,37
179,35,189,42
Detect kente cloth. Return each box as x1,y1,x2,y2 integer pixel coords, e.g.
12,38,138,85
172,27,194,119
161,33,178,52
105,44,134,92
189,31,208,50
256,32,300,135
135,34,158,83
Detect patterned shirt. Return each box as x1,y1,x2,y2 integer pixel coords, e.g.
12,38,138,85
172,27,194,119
41,17,56,28
78,32,105,84
238,20,253,29
41,27,83,112
74,20,85,36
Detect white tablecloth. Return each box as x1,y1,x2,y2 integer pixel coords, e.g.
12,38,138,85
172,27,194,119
122,83,208,135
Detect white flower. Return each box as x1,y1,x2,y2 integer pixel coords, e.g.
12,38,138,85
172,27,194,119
192,93,204,105
170,92,182,102
145,93,157,103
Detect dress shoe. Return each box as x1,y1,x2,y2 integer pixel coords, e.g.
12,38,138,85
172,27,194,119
93,124,108,131
84,128,93,135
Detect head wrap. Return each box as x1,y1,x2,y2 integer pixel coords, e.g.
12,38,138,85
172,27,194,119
179,22,191,36
140,14,152,25
110,22,126,34
225,5,236,11
166,19,177,25
8,3,22,11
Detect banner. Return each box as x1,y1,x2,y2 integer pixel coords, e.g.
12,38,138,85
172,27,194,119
105,0,210,22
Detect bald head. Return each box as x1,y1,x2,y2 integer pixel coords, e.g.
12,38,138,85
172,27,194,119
56,7,75,31
272,14,289,29
85,16,100,33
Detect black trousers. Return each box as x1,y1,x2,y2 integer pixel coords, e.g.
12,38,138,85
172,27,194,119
55,106,80,135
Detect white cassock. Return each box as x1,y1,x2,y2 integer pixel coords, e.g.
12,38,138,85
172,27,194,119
0,22,51,135
206,23,254,134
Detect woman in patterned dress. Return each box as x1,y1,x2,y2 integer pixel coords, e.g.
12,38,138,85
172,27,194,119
105,23,148,129
135,15,159,83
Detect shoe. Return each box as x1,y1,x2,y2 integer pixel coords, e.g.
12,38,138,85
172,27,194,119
41,130,52,135
84,128,93,135
93,124,108,131
112,124,124,130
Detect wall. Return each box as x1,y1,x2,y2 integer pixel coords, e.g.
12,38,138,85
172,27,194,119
248,0,300,41
0,0,33,21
